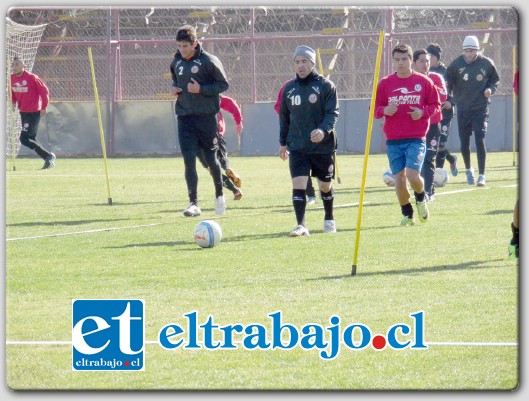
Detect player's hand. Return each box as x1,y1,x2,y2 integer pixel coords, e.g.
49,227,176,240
384,103,398,116
279,145,289,161
188,78,200,93
171,87,182,96
236,124,243,135
408,106,423,120
441,101,452,110
40,109,47,116
310,128,325,143
484,88,492,98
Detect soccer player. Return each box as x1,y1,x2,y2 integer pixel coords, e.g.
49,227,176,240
445,35,500,187
198,95,244,200
426,43,459,177
10,56,56,169
412,49,448,201
374,44,441,226
509,70,519,259
278,45,339,236
170,25,229,217
275,81,318,205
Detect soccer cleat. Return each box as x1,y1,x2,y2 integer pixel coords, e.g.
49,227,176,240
426,193,435,202
477,174,486,187
289,225,310,237
215,195,226,215
450,155,459,176
226,168,242,188
400,216,415,226
183,203,201,217
307,196,317,205
416,200,429,223
323,220,337,233
233,189,243,200
508,240,519,259
42,153,56,169
466,168,476,185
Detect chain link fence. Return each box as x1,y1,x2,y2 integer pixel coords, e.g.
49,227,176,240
8,7,518,105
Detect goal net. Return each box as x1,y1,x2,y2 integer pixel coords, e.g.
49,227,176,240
5,17,47,157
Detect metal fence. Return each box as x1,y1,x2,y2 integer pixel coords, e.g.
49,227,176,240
8,6,518,104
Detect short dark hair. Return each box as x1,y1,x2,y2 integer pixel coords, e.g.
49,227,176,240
392,44,413,59
413,49,428,62
426,43,442,60
176,25,197,43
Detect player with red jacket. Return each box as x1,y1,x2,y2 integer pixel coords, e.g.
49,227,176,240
413,49,448,200
374,44,441,226
10,56,55,169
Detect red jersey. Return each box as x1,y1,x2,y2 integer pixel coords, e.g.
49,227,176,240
513,70,519,96
274,81,289,115
375,71,440,141
218,95,242,136
427,71,447,124
11,70,49,112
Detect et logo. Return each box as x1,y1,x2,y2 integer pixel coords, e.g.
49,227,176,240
72,300,144,371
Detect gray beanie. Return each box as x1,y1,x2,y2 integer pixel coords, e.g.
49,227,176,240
293,45,316,64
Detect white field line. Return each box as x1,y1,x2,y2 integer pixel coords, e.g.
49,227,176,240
6,340,518,347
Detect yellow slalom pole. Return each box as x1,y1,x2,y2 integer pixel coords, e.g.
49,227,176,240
512,46,517,167
88,47,113,205
317,48,341,183
351,30,385,276
7,58,17,171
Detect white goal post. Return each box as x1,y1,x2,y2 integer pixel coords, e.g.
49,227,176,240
5,17,47,158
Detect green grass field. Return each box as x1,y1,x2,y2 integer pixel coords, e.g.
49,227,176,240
5,152,518,390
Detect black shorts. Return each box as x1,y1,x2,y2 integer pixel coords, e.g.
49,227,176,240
457,107,489,140
177,113,219,154
289,151,334,182
20,111,41,138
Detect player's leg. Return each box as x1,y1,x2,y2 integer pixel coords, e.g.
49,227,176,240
457,111,475,185
289,151,310,236
387,142,413,226
306,177,316,204
19,111,55,168
509,199,519,259
405,140,428,223
473,108,489,186
312,153,336,233
421,123,440,200
177,115,201,216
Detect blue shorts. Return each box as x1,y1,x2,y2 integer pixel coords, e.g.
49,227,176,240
386,139,426,174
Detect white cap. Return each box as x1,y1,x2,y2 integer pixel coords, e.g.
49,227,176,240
463,35,480,50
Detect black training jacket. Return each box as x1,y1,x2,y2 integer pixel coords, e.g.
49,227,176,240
279,70,339,154
430,62,454,120
170,43,229,116
445,54,500,112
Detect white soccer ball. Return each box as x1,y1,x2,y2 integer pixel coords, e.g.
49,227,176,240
433,168,449,188
194,220,222,248
383,168,396,187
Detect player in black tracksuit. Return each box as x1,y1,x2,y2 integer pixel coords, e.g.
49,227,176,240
279,45,339,237
445,36,500,187
426,44,459,175
170,25,229,217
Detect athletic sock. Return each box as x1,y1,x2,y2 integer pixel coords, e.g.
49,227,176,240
511,222,519,245
222,174,237,192
293,189,307,226
320,188,334,220
401,203,414,218
414,191,426,203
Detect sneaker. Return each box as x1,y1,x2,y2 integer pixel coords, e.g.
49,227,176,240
233,189,243,200
307,196,317,205
426,193,435,202
289,225,310,237
466,168,476,185
416,200,429,223
323,220,336,233
450,155,458,176
42,153,56,169
508,240,519,259
226,168,242,188
183,203,201,217
400,216,415,226
477,175,486,187
215,195,226,215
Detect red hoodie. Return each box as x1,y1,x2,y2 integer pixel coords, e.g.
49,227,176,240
374,71,440,140
11,70,49,112
218,95,243,136
427,71,447,124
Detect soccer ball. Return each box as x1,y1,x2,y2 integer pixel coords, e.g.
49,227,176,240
382,168,396,187
433,168,449,188
194,220,222,248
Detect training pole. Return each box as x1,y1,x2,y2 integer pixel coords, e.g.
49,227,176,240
88,47,113,205
351,30,385,276
7,58,16,171
512,46,517,167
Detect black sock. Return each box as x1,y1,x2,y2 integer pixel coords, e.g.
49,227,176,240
293,189,306,226
401,203,414,218
320,188,334,220
222,174,237,193
414,191,426,203
511,223,519,245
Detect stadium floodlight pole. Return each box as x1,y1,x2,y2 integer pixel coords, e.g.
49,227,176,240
512,46,517,167
351,30,385,276
88,47,113,205
7,58,16,171
317,48,341,184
